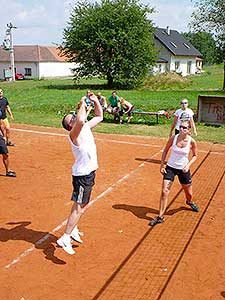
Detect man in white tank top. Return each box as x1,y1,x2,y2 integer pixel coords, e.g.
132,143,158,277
57,93,103,254
150,120,199,226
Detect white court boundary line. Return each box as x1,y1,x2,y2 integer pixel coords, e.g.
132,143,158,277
12,127,225,153
4,143,162,269
12,128,161,148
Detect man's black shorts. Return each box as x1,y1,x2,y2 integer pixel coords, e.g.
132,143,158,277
163,165,192,185
71,171,96,205
119,106,134,117
0,135,8,155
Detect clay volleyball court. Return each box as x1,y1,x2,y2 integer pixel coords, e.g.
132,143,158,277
1,124,225,300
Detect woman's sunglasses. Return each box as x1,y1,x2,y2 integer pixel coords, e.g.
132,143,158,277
180,125,189,130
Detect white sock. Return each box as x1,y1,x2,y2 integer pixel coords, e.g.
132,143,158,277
63,233,71,242
71,225,84,236
71,225,78,233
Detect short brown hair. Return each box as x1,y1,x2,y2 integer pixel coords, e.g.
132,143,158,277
62,113,76,131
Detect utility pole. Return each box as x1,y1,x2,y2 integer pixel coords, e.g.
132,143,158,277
3,22,17,81
223,60,225,90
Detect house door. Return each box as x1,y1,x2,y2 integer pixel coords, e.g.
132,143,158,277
187,61,192,74
3,68,12,79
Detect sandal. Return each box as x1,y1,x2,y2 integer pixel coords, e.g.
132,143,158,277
6,141,15,146
186,201,199,212
149,216,165,227
6,171,16,177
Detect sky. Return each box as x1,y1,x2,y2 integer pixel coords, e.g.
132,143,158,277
0,0,196,46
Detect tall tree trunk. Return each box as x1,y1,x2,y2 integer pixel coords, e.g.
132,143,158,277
107,74,114,89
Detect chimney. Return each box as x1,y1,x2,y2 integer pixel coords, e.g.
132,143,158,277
166,26,170,35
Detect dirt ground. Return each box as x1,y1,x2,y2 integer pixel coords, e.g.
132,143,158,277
0,124,225,300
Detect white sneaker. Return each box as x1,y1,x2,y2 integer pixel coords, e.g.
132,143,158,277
57,236,75,255
71,226,83,243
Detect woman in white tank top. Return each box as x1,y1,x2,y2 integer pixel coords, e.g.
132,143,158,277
150,120,199,226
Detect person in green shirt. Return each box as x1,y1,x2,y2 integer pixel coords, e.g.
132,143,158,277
106,91,121,122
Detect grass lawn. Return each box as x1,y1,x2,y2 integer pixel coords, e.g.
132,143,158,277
1,64,224,143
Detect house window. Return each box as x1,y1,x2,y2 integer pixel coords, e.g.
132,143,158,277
170,41,177,48
159,64,162,72
25,68,32,76
183,43,190,49
166,63,170,72
175,61,180,71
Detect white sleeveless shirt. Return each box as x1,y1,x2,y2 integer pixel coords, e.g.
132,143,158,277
69,123,98,176
167,135,191,170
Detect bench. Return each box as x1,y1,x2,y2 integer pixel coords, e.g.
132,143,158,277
133,110,169,124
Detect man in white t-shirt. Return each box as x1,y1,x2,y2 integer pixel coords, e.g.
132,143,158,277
57,93,103,255
169,99,197,137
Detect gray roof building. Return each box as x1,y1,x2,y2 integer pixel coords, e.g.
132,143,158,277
154,27,202,57
152,27,203,76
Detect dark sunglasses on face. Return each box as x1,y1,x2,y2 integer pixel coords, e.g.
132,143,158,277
68,114,76,130
181,102,188,105
180,125,189,130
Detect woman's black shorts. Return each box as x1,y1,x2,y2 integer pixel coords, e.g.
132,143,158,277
71,170,96,205
163,165,192,185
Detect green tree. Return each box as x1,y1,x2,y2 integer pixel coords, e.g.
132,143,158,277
61,0,157,89
190,0,225,89
182,31,217,65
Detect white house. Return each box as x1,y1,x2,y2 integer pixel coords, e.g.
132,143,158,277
0,45,77,80
153,27,203,76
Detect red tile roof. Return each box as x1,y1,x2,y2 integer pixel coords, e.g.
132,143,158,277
0,45,68,62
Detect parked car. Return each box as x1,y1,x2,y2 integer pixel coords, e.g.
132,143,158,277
15,73,25,80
